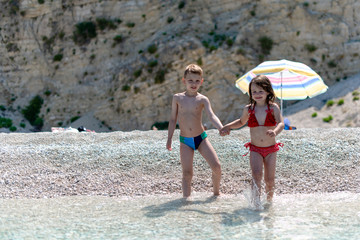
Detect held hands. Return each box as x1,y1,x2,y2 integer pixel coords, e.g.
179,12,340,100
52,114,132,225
219,126,231,136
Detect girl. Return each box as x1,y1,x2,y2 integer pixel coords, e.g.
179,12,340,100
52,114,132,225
221,75,284,204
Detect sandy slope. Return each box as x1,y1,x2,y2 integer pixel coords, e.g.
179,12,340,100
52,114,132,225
284,73,360,128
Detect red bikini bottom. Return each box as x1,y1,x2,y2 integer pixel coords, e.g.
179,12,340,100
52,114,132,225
244,142,284,158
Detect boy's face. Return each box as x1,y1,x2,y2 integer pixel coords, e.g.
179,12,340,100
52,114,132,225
182,72,203,93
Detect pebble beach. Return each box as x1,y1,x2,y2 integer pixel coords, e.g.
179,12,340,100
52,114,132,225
1,128,359,199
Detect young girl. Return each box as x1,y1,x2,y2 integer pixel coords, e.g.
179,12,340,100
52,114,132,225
221,75,284,204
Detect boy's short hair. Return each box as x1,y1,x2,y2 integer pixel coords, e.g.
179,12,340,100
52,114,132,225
184,64,203,78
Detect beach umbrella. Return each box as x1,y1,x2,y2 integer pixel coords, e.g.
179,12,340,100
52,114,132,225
235,59,328,115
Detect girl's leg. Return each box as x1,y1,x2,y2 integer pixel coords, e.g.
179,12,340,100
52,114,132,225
180,143,194,198
198,138,221,196
264,152,277,201
249,151,264,201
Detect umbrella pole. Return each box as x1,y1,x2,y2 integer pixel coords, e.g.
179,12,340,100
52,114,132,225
281,72,283,116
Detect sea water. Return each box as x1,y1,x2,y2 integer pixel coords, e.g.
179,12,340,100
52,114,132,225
0,192,359,240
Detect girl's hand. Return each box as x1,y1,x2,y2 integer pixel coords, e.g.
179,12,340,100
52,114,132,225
220,126,230,136
266,129,276,137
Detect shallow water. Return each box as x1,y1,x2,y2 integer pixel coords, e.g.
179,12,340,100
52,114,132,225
1,192,359,240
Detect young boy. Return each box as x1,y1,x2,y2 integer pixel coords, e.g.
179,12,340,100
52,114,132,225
166,64,223,198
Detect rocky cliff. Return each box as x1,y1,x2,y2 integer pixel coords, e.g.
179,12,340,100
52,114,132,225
1,0,359,132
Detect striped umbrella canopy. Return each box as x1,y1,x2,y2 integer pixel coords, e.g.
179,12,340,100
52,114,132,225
235,59,328,114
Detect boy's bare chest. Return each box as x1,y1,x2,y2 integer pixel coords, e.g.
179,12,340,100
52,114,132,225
178,98,203,113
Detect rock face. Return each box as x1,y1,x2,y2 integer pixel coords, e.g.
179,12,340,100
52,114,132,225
0,0,360,131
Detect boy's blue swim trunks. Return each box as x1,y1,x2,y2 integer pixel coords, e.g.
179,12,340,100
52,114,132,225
180,131,207,150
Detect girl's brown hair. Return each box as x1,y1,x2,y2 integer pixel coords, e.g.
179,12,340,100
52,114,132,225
249,75,276,105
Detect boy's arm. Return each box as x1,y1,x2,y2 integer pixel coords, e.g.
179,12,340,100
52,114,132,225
203,97,223,130
167,95,178,151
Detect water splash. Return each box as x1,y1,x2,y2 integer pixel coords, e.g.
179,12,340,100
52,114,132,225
242,179,268,211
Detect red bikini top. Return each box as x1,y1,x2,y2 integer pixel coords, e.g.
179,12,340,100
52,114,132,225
248,104,277,128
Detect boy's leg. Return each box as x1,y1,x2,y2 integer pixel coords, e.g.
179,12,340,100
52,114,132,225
264,152,277,201
249,151,264,200
198,138,221,195
180,143,194,198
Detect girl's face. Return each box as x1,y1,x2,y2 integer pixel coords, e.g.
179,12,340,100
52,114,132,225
250,84,268,103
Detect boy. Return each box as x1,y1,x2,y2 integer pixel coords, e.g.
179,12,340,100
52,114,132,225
166,64,223,198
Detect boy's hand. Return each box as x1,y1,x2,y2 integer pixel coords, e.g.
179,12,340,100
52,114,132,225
220,126,230,136
166,139,172,151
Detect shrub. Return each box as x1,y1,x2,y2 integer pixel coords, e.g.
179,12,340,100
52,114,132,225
237,48,245,55
96,18,117,31
21,95,44,126
326,100,334,107
20,123,26,128
213,34,226,43
59,31,65,39
226,38,234,47
167,16,174,23
352,91,359,96
154,69,166,84
178,1,185,9
311,112,317,118
323,115,333,123
70,116,81,123
44,90,52,96
0,105,6,111
304,43,317,52
148,60,158,68
38,0,45,4
9,0,20,15
126,22,135,28
134,69,142,78
310,58,317,64
258,36,273,55
53,54,63,61
327,60,337,68
10,126,17,132
196,57,203,66
0,117,12,128
113,35,123,43
147,44,157,54
353,96,359,101
337,99,344,105
134,87,140,94
34,117,44,128
73,21,97,45
202,40,209,48
209,45,217,52
122,85,131,91
6,43,20,52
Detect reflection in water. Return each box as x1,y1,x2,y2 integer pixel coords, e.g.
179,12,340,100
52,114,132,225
0,192,359,240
